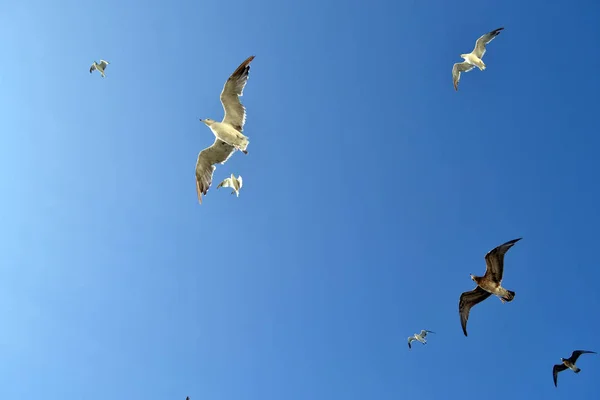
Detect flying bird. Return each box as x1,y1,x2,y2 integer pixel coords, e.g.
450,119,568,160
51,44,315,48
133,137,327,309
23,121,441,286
553,350,597,387
458,237,521,336
407,330,435,349
90,60,110,77
217,174,243,197
195,56,255,204
452,27,504,91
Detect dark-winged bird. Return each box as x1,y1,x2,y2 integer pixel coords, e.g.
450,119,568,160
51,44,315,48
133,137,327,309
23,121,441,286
458,237,521,336
553,350,596,387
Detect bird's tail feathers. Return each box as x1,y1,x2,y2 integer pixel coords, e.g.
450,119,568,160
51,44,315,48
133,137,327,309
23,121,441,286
502,290,515,302
574,367,581,373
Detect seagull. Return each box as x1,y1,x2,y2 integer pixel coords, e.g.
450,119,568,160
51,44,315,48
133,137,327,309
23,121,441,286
90,60,110,77
553,350,597,387
195,56,255,204
458,237,521,336
217,174,243,197
452,27,504,91
407,330,435,349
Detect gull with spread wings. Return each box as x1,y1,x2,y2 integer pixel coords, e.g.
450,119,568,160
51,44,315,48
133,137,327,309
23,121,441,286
452,27,504,91
217,174,243,197
90,60,110,78
195,56,255,204
458,237,521,336
553,350,597,387
407,330,435,350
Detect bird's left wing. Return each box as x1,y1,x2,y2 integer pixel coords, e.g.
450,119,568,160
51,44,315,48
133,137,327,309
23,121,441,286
195,138,236,204
553,364,568,387
452,61,475,91
569,350,597,363
459,286,492,337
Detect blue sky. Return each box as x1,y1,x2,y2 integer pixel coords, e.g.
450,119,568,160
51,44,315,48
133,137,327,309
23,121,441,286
1,0,599,398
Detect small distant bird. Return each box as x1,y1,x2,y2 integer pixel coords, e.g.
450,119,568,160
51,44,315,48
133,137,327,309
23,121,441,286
217,174,243,197
90,60,110,77
186,397,190,400
553,350,597,387
407,330,435,349
195,56,255,204
458,237,521,336
452,27,504,91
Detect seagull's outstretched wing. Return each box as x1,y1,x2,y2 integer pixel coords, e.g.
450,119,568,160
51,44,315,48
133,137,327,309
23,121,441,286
459,286,492,336
452,62,475,91
419,330,435,338
217,177,233,190
195,139,236,204
553,364,568,387
472,27,504,59
407,336,416,349
483,238,522,284
98,60,109,69
237,175,243,189
220,56,255,132
568,350,597,364
89,63,97,74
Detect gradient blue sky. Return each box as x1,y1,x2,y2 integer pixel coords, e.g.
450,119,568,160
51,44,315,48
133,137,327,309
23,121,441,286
1,0,599,398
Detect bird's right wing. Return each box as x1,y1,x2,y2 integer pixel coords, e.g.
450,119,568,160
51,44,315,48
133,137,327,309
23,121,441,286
452,62,475,91
220,56,255,132
407,336,415,349
553,364,568,387
483,238,522,283
569,350,597,363
472,27,504,59
90,63,97,73
459,286,492,337
99,60,109,69
195,138,236,204
237,175,243,189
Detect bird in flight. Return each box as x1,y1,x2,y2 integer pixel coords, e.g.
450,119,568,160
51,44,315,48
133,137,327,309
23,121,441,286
458,237,521,336
90,60,110,78
553,350,596,387
407,330,435,349
195,56,255,204
217,174,243,197
452,27,504,91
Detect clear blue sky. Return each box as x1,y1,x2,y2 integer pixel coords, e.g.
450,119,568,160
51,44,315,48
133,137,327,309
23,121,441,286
1,0,599,398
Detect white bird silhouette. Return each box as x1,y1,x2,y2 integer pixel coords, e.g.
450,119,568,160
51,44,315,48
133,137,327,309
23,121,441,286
217,174,243,197
90,60,110,78
452,27,503,91
407,330,435,349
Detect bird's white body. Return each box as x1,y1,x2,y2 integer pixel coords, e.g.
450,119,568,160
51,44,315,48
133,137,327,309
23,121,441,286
217,174,243,197
461,53,486,70
205,121,249,153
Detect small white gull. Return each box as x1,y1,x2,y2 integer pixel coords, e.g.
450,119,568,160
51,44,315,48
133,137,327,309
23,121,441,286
90,60,110,77
195,56,255,204
452,27,504,91
407,330,435,349
217,174,243,197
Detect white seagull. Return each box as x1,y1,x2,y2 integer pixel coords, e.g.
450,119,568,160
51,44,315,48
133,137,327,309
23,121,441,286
90,60,110,78
452,27,504,91
407,330,435,349
217,174,243,197
195,55,255,204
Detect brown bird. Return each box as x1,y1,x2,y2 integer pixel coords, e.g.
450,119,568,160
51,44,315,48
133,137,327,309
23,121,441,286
458,237,521,336
553,350,596,387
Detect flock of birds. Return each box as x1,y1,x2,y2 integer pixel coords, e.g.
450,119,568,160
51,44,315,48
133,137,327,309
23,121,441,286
89,25,596,396
408,237,596,388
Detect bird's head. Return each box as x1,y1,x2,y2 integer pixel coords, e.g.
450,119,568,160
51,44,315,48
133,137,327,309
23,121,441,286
560,357,566,362
200,118,215,126
460,54,468,60
470,274,476,282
